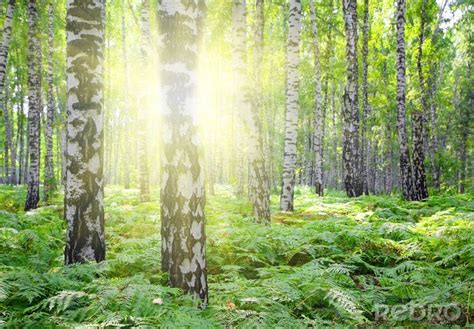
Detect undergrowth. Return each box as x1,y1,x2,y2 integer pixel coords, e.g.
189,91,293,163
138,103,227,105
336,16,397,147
0,185,473,327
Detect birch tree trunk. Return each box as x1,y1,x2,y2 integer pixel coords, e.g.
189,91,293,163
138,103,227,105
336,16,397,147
2,75,13,185
395,0,414,201
249,0,270,223
342,0,362,197
280,0,301,211
458,61,471,193
25,0,41,211
17,88,25,184
138,0,151,202
413,0,429,200
0,0,15,185
121,0,130,189
158,0,208,304
44,4,56,203
361,0,370,195
426,1,447,191
310,0,323,197
428,65,440,191
0,0,14,95
64,0,105,264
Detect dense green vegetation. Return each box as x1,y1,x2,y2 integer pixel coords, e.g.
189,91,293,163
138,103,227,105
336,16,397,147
1,186,472,327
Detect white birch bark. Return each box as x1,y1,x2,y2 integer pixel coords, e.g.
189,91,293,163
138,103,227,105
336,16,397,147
138,0,151,202
342,0,362,197
44,4,55,203
280,0,301,211
25,0,41,211
310,0,323,196
64,0,105,264
1,0,15,185
395,0,416,200
158,0,208,304
413,0,429,200
0,0,14,94
232,0,270,222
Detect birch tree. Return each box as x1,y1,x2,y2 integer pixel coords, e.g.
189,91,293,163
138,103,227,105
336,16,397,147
342,0,362,197
64,0,106,264
280,0,301,211
232,0,270,222
25,0,41,211
361,0,370,195
158,0,208,304
395,0,414,201
413,0,429,200
0,0,14,94
310,0,323,197
138,0,150,202
427,0,448,191
1,0,15,185
121,0,130,189
44,4,56,203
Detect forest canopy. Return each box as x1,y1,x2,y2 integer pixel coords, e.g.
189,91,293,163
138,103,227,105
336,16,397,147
0,0,472,327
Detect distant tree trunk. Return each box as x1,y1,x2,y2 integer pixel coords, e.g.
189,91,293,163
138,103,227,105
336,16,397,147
280,0,301,211
232,0,270,222
137,0,151,202
64,0,105,264
413,0,429,200
458,61,471,193
428,65,440,191
310,0,323,196
249,0,271,223
0,0,15,185
395,0,414,201
17,88,25,184
44,4,55,203
120,0,130,189
25,0,41,211
425,1,447,192
361,0,370,195
3,76,14,185
55,86,67,189
159,0,208,305
342,0,362,197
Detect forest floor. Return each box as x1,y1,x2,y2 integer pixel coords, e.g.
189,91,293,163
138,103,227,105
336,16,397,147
0,185,473,327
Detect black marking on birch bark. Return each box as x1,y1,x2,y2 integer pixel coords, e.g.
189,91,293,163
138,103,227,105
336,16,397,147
25,0,41,211
342,0,362,197
64,0,105,264
159,0,208,305
413,0,429,201
280,0,301,211
44,4,56,203
395,0,417,201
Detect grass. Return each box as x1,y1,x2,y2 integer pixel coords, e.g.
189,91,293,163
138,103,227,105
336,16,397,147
0,184,473,327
